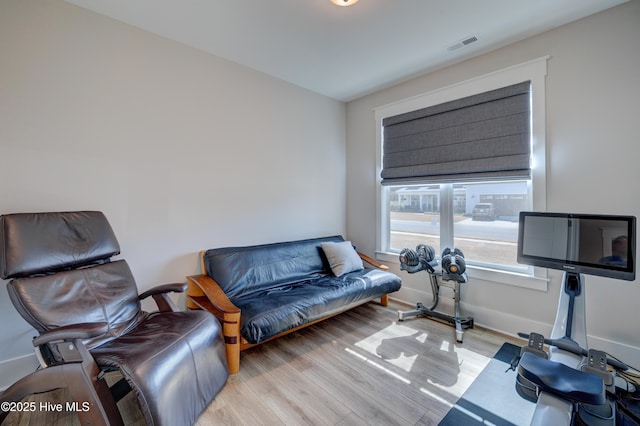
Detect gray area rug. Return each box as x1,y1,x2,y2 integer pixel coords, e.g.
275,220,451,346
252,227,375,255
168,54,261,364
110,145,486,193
439,342,535,425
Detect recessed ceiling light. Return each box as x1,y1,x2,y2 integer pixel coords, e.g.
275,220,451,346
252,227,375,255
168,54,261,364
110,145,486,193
330,0,359,6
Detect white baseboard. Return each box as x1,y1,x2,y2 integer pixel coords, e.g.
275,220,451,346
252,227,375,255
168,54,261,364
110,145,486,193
0,353,39,391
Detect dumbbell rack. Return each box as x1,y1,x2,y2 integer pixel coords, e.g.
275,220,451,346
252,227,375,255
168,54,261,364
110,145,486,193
397,270,474,343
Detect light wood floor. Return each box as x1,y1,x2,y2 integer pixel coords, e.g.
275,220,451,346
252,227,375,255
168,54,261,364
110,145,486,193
4,301,523,425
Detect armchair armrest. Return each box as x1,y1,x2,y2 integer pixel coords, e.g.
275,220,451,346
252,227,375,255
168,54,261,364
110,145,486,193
32,322,109,347
139,282,187,312
32,322,108,368
358,252,389,270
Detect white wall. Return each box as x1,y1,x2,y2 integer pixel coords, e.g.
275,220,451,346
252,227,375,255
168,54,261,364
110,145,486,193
346,1,640,363
0,0,346,388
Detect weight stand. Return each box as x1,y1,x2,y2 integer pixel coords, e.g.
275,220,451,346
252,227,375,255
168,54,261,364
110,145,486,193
397,270,474,342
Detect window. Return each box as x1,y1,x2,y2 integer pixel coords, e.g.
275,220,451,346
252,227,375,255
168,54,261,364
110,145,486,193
386,180,530,273
375,58,549,289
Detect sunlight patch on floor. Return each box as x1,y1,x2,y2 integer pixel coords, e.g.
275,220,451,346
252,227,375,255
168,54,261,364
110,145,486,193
441,399,488,423
345,345,477,412
453,346,493,371
419,386,454,408
431,346,492,393
344,347,412,384
354,322,429,372
345,318,498,408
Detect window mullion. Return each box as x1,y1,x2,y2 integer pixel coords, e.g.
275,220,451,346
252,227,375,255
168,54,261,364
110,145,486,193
440,184,454,252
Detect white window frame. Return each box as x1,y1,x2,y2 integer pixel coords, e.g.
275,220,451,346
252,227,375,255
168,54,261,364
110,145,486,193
374,57,550,291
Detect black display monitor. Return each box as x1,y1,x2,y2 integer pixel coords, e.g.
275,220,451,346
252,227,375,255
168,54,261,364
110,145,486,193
517,212,636,281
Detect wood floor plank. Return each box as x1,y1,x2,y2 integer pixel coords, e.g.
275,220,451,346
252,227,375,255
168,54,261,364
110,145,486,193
302,307,462,423
6,301,522,425
282,337,417,425
241,348,349,426
197,374,283,426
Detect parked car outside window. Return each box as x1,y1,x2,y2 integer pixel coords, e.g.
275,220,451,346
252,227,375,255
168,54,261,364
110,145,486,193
472,203,496,221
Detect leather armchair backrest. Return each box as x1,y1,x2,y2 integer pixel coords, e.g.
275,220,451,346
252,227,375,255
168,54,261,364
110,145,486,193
0,211,120,279
203,235,344,301
7,260,143,349
0,211,141,348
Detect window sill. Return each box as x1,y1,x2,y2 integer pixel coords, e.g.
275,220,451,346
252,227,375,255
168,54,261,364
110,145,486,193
375,251,548,292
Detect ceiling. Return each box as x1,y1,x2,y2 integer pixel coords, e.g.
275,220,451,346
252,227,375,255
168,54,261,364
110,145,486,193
65,0,627,102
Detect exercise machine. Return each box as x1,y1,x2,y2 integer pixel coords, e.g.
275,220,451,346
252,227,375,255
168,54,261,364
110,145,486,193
513,211,638,426
516,272,626,425
397,245,474,343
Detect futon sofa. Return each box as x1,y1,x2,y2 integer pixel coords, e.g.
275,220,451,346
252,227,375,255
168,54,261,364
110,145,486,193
186,235,402,373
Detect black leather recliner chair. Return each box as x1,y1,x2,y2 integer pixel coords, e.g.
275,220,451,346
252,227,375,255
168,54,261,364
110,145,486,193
0,211,228,425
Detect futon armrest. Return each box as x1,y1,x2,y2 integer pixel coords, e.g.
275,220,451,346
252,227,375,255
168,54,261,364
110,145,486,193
358,252,389,270
139,282,187,313
32,322,109,346
186,274,240,317
186,274,242,374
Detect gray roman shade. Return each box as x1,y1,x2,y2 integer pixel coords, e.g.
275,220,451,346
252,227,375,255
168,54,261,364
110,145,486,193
381,81,531,185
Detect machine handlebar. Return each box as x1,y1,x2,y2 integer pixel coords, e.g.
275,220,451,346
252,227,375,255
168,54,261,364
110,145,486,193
517,332,628,371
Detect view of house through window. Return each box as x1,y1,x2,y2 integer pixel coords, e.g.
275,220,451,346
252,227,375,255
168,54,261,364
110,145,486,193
386,180,531,271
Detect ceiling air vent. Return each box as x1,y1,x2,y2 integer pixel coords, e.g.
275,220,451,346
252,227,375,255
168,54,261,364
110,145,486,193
447,35,478,51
